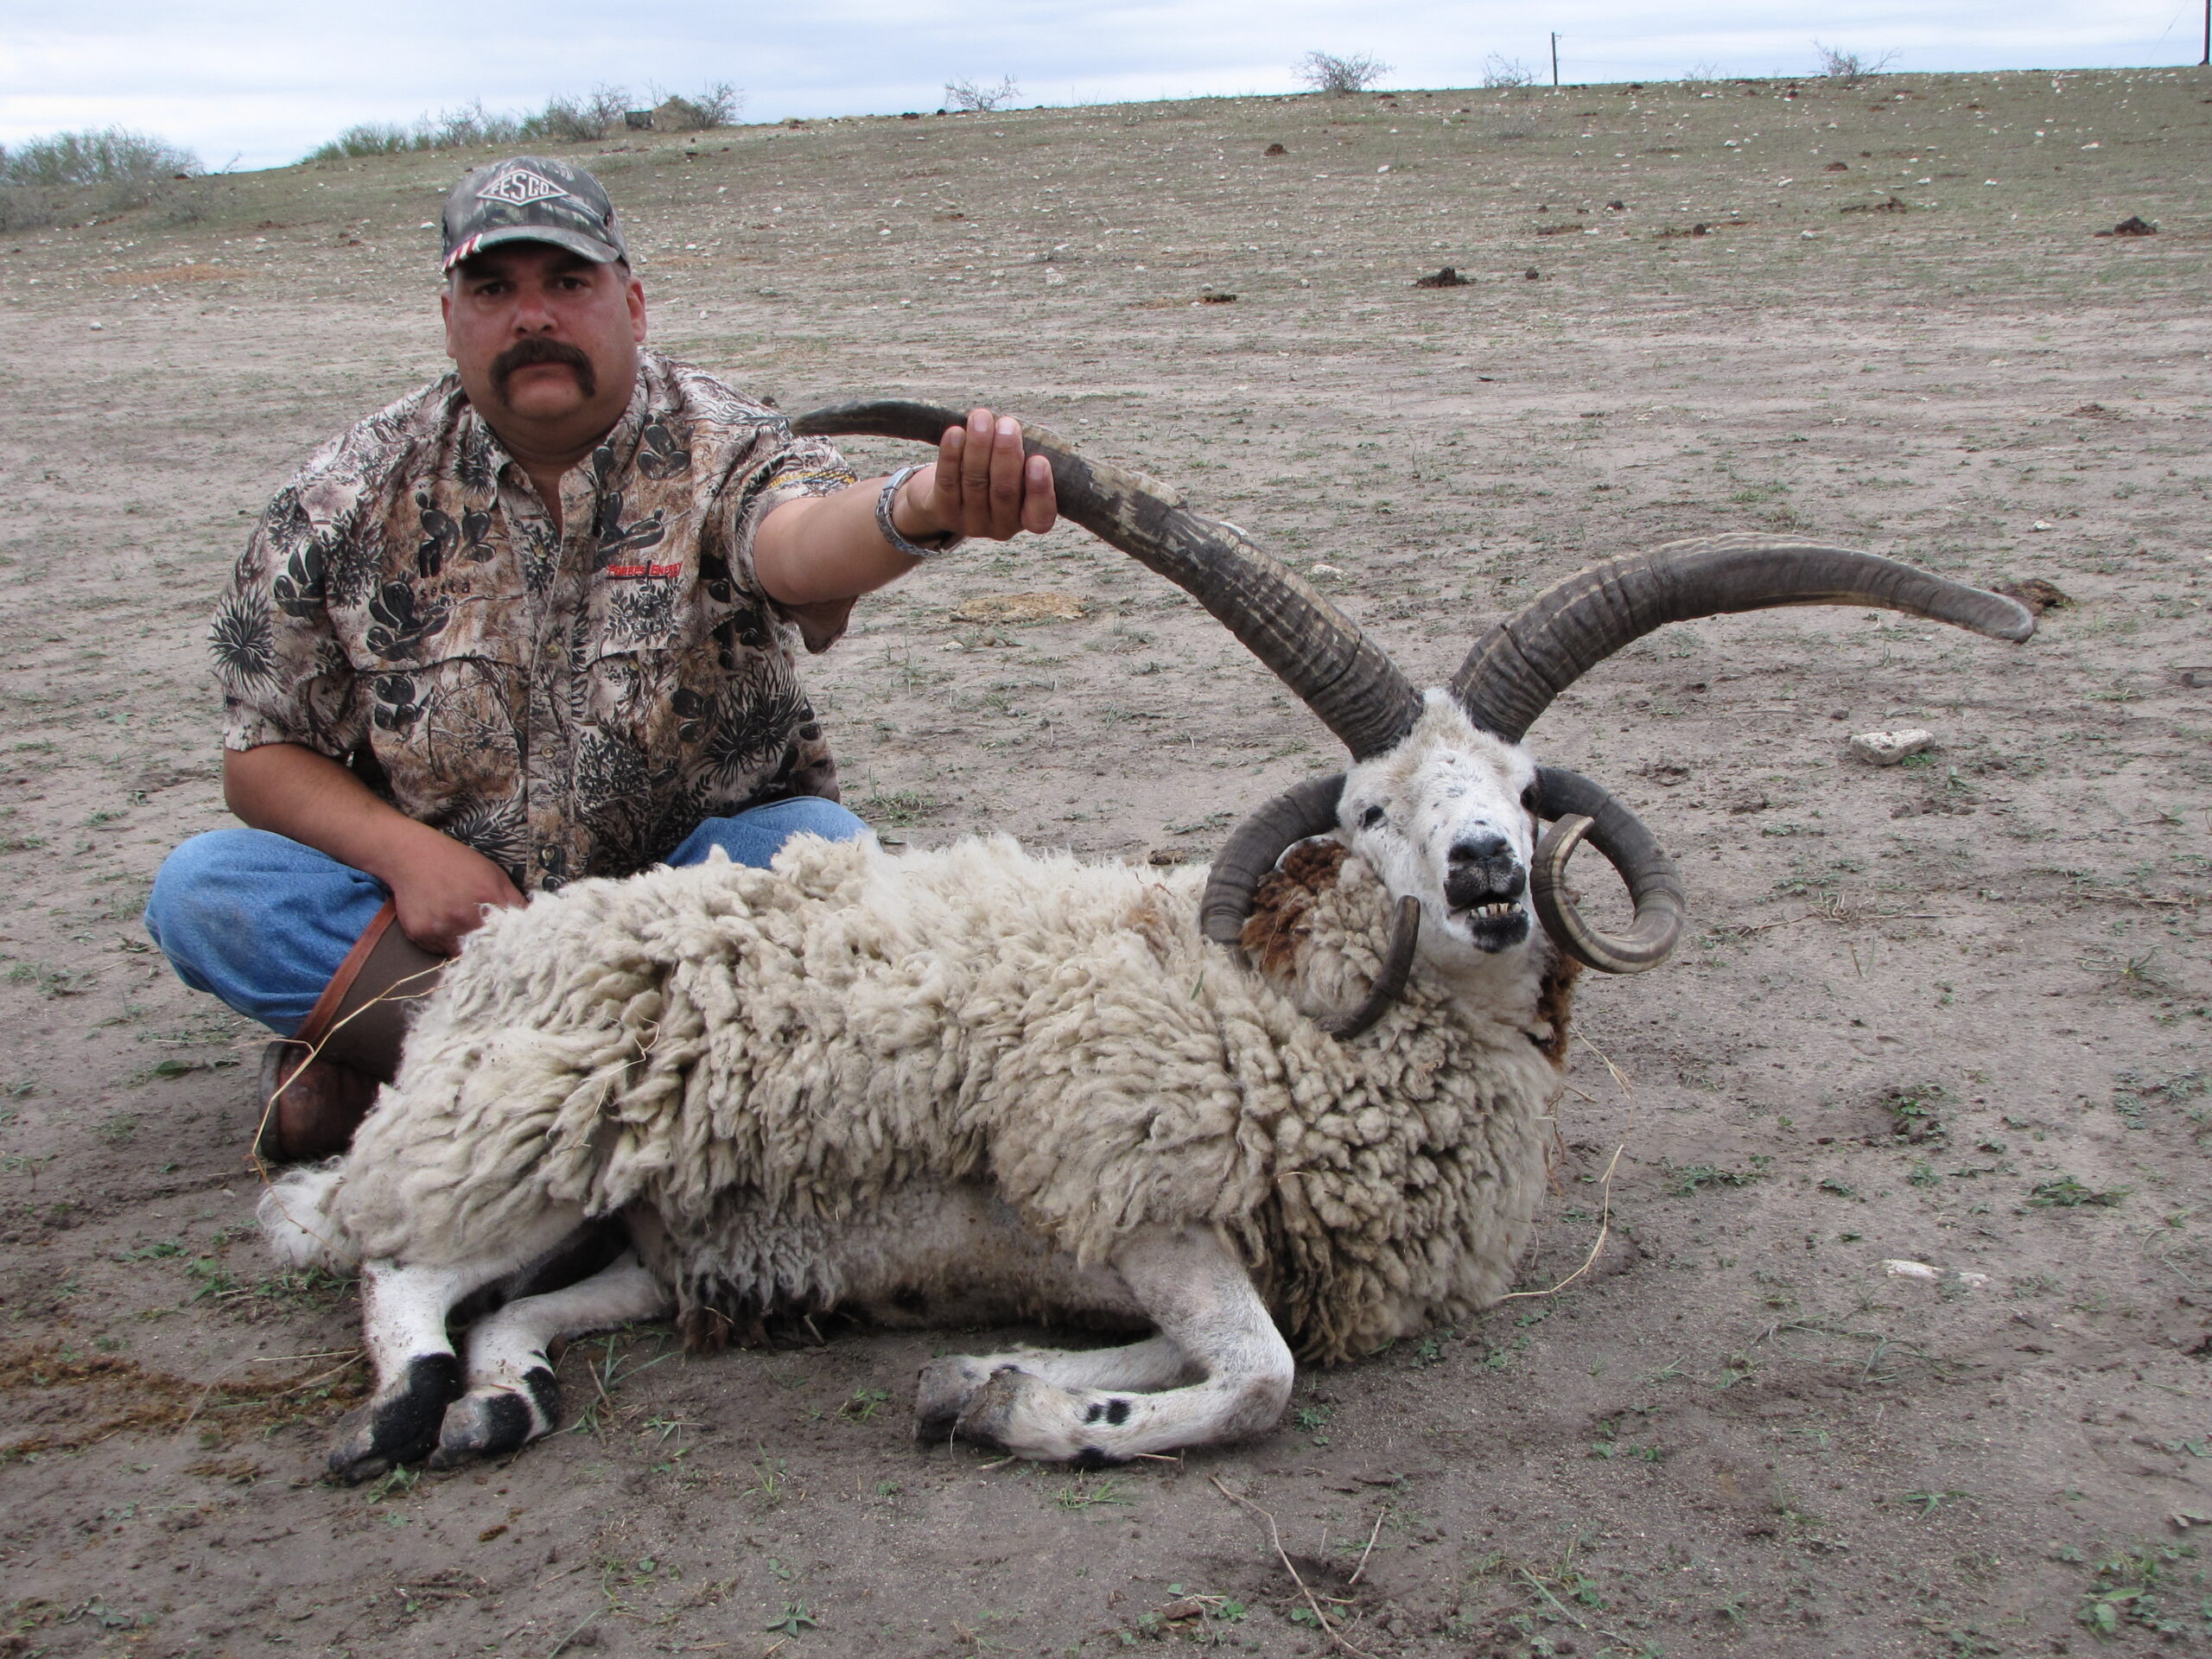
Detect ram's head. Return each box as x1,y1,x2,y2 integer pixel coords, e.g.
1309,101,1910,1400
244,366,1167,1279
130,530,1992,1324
796,401,2035,1036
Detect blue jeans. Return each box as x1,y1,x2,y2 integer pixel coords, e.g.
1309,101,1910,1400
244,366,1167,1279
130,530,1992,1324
143,798,870,1036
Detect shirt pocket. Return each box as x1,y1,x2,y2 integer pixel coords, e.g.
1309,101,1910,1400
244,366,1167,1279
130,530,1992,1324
577,634,689,745
359,598,523,748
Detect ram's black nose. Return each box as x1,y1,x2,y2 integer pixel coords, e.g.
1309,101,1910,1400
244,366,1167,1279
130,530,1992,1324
1445,835,1524,906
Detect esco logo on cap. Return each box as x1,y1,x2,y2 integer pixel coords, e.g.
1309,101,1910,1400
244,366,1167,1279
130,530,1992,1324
477,168,570,207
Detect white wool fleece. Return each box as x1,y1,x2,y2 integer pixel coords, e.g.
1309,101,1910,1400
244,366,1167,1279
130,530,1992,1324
330,834,1565,1363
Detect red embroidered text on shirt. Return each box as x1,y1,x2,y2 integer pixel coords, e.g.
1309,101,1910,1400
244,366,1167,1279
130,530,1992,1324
605,560,683,581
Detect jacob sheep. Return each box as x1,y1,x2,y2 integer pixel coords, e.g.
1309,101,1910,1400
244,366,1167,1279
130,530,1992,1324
262,401,2034,1480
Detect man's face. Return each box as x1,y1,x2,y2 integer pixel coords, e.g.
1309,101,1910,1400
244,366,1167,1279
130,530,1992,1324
441,243,646,447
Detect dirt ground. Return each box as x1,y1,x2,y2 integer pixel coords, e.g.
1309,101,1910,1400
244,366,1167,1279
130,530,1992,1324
1,65,2208,1659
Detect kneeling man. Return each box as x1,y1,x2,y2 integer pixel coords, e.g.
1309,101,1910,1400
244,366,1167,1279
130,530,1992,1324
147,156,1056,1159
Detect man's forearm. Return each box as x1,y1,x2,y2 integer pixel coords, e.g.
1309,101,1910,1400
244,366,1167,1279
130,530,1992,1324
223,742,453,887
753,475,925,608
225,743,524,953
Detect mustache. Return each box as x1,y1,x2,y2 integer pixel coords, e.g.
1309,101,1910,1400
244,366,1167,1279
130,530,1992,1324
490,337,596,399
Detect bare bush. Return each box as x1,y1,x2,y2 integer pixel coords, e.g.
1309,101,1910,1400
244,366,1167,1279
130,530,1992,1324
427,101,527,149
944,76,1020,113
0,126,200,230
1294,51,1390,96
1814,42,1897,84
1480,54,1535,90
532,83,632,143
655,83,744,132
1681,60,1722,83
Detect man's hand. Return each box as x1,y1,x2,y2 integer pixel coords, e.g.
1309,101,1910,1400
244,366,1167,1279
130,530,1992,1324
893,407,1058,543
223,742,524,957
753,407,1058,620
385,831,524,957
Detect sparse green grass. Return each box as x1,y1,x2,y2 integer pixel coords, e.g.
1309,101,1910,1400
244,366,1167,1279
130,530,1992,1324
2026,1178,2128,1210
1052,1473,1132,1511
1665,1157,1769,1196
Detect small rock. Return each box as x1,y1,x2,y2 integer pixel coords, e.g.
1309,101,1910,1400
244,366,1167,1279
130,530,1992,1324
1885,1258,1991,1287
89,321,104,331
1524,267,1541,280
2094,215,2157,237
1605,199,1625,211
1147,848,1188,868
1197,289,1236,304
1412,266,1471,288
2029,519,2053,531
1848,728,1933,766
1264,143,1287,156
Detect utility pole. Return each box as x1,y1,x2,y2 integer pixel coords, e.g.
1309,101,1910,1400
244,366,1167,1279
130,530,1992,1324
2202,0,2208,67
1551,32,1561,87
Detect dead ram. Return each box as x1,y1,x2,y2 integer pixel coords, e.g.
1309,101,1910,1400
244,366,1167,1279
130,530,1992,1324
260,401,2034,1480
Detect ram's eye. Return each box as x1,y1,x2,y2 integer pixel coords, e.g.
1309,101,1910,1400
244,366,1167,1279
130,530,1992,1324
1358,804,1386,830
1520,784,1540,812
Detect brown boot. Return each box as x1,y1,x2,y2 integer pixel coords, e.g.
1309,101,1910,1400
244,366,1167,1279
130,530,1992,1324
251,903,446,1165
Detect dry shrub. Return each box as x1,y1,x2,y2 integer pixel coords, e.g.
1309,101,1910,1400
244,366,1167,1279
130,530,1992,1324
1294,52,1390,96
0,127,200,231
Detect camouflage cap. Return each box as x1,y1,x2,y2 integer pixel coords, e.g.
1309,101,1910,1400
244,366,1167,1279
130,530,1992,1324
440,156,631,272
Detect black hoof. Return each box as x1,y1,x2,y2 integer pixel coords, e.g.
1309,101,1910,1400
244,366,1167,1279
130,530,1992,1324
327,1353,462,1483
427,1368,560,1469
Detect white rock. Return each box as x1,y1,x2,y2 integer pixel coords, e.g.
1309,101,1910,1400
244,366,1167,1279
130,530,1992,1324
1884,1258,1989,1287
1848,728,1934,766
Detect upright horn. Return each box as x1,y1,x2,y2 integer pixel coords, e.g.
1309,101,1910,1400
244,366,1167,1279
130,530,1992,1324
1451,532,2036,742
792,400,1424,760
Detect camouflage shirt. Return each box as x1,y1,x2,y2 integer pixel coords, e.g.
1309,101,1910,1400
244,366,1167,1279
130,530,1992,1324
210,352,857,891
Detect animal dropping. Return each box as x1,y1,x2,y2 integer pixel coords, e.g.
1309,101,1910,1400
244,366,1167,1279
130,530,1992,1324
263,402,2034,1480
949,591,1086,625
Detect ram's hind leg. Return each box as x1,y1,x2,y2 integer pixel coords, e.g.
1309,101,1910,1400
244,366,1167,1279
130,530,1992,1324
916,1337,1193,1442
935,1228,1294,1466
429,1250,671,1468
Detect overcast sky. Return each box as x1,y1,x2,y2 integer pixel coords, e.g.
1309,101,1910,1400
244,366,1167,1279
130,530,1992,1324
2,0,2201,171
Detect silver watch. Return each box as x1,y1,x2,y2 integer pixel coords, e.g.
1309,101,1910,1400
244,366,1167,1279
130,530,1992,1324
876,465,965,558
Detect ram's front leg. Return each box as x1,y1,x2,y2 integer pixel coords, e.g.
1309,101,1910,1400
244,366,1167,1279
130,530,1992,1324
329,1208,593,1484
944,1227,1294,1466
328,1258,495,1484
429,1250,671,1468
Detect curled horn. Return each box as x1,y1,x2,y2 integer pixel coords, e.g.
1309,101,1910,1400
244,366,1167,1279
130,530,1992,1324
1451,532,2036,742
1530,767,1685,974
1198,773,1418,1039
791,399,1424,760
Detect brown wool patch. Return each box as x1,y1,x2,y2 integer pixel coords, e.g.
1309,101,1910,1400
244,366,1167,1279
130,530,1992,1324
1240,840,1349,979
1532,957,1582,1069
